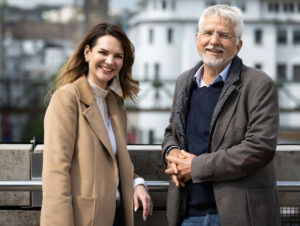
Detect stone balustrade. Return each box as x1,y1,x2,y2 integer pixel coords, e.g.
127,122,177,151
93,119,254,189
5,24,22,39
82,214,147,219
0,144,299,225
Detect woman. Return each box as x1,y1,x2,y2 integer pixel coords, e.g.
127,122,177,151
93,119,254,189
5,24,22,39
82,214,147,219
41,23,152,226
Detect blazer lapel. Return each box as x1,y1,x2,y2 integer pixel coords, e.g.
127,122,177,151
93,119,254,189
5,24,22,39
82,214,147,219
209,56,244,151
83,104,115,157
74,76,115,158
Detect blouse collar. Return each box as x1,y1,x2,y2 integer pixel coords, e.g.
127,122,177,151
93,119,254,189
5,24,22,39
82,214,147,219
88,79,109,99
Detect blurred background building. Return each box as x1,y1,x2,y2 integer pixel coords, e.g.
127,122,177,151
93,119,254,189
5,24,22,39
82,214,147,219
0,0,300,145
127,0,300,144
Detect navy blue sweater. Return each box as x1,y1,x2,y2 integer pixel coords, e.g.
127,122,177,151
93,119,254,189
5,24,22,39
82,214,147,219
185,80,224,216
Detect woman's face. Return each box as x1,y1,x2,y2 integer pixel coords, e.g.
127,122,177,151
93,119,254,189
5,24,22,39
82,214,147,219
84,35,124,89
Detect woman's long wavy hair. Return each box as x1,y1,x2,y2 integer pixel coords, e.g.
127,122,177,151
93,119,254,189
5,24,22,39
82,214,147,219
55,23,139,101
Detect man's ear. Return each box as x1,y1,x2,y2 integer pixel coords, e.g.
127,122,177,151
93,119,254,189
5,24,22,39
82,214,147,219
236,39,243,55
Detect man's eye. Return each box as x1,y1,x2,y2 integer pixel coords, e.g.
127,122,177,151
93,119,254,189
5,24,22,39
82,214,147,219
204,31,212,35
219,33,231,39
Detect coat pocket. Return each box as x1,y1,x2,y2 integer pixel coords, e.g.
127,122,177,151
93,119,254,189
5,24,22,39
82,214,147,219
247,187,280,226
73,196,96,226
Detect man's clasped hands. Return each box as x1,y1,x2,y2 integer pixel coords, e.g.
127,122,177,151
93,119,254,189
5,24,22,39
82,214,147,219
165,149,196,187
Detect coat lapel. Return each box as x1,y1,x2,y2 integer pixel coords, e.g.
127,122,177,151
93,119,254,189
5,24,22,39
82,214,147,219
74,76,115,159
209,56,244,151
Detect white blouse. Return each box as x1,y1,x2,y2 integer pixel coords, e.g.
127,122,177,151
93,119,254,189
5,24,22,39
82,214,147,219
88,79,145,201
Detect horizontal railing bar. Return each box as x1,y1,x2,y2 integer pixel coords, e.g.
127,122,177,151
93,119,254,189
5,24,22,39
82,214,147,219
146,181,169,192
277,181,300,192
0,180,42,191
0,180,300,192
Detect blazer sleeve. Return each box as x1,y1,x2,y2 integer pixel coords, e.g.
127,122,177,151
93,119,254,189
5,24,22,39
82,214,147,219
191,74,279,183
41,87,78,226
161,75,182,159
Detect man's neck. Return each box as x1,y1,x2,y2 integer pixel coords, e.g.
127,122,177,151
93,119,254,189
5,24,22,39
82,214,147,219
202,62,229,85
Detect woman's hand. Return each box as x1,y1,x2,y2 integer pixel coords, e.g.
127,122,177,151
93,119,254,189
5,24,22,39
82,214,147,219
133,184,153,221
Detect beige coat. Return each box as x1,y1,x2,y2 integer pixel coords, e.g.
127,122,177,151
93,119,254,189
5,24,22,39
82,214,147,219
41,76,135,226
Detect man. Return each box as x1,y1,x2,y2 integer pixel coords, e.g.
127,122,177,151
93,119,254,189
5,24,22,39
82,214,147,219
162,4,280,226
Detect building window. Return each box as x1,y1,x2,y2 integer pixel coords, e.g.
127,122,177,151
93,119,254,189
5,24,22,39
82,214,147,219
293,65,300,81
149,28,154,44
153,0,157,8
162,0,167,9
277,30,287,44
254,63,262,70
171,0,176,10
283,3,294,12
298,3,300,12
255,29,263,44
268,3,279,12
144,63,149,81
277,64,287,81
154,63,160,77
293,30,300,44
167,28,173,43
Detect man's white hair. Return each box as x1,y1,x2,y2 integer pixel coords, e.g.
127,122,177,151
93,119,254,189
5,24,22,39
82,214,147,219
198,4,244,42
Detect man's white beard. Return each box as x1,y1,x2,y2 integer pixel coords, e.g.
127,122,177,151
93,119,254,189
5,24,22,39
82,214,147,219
200,45,235,68
202,55,234,67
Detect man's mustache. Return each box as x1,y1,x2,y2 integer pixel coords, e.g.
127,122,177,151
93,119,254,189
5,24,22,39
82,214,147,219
204,45,224,53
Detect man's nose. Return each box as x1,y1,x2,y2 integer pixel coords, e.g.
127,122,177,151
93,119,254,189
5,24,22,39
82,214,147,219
209,32,220,45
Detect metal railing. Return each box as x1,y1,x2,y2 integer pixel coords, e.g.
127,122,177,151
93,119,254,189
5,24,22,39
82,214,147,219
1,180,300,222
0,180,300,192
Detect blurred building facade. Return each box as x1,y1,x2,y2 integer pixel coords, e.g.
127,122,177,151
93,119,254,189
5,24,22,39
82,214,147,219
0,0,109,142
2,0,300,144
127,0,300,143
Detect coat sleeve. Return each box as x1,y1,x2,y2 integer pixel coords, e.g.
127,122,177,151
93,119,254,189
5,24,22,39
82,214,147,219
191,74,279,183
161,75,182,159
41,87,78,226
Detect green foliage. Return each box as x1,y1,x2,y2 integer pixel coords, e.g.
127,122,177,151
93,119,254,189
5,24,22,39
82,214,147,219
22,115,44,143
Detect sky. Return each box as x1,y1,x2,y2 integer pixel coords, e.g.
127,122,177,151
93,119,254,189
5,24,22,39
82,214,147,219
5,0,140,10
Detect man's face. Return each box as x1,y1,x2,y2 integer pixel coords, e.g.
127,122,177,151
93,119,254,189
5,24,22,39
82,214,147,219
196,14,242,69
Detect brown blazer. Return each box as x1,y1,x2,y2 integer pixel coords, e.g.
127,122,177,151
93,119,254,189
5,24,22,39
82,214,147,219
41,76,135,226
162,56,280,226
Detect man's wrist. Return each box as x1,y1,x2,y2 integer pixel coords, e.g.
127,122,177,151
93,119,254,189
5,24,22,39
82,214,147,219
164,145,180,164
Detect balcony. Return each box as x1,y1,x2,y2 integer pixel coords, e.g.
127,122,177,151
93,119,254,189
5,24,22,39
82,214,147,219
0,144,300,225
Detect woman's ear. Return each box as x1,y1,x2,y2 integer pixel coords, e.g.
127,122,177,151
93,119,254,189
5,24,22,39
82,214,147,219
84,45,90,62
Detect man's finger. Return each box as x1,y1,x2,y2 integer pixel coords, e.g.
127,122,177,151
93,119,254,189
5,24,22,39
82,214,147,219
172,174,180,187
165,167,175,174
166,155,180,164
180,150,194,157
170,162,178,174
179,180,185,187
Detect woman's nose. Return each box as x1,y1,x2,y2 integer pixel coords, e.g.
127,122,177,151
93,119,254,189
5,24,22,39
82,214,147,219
105,55,114,64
